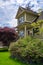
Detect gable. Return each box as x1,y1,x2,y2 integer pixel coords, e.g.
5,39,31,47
15,6,39,19
37,11,43,21
16,7,24,19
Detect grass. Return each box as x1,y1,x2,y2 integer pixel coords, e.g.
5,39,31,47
0,52,28,65
0,52,43,65
0,47,8,52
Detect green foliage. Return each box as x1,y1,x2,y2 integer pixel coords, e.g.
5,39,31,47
31,20,43,28
31,20,43,35
37,20,43,35
9,36,43,63
37,20,43,24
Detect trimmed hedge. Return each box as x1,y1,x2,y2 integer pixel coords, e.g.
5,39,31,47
9,36,43,63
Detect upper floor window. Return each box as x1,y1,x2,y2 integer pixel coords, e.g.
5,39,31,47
18,16,24,23
19,31,24,37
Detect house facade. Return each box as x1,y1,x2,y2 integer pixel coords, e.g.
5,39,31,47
15,6,43,38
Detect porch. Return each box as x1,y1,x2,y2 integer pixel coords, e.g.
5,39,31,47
16,22,33,38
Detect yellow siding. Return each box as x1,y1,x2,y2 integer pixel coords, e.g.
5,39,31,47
18,13,24,18
18,13,25,25
26,13,37,23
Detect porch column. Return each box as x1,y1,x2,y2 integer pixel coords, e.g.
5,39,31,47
24,25,26,38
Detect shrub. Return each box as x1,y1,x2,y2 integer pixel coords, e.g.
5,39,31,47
0,27,18,46
9,36,43,63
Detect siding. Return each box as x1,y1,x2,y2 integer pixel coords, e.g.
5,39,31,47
26,13,37,23
18,13,25,25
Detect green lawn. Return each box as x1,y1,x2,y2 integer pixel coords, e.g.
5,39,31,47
0,52,43,65
0,52,28,65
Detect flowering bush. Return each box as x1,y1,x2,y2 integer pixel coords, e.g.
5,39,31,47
9,36,43,63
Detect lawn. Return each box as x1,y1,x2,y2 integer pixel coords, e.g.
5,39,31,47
0,52,28,65
0,52,43,65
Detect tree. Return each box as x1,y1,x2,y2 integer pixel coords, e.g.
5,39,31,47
26,1,32,10
31,20,43,35
0,27,18,46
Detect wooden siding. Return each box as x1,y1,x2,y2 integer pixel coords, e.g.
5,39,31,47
18,13,25,25
16,7,23,19
26,13,37,23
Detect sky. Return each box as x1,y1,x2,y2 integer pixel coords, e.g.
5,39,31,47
0,0,43,28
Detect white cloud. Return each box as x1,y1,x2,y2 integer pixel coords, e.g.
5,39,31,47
17,0,23,4
8,19,17,27
0,24,2,27
0,0,43,27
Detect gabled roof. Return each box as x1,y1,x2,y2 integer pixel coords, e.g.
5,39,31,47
15,6,39,19
21,7,38,15
15,6,24,18
37,11,43,21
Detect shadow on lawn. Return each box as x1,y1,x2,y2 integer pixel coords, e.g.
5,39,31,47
9,56,43,65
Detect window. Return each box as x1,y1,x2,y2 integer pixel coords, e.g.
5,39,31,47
33,28,39,35
19,31,24,37
18,16,24,23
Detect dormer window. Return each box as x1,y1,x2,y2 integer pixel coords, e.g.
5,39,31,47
18,16,24,23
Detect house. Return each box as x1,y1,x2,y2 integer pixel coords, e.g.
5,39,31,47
15,6,43,38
